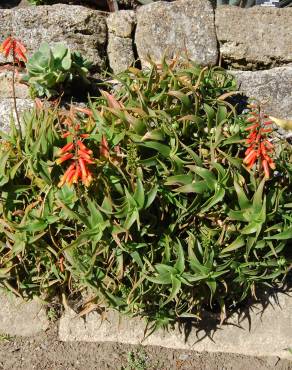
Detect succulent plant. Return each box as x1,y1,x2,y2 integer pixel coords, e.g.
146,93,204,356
25,42,92,98
216,0,292,6
27,0,45,4
0,60,291,332
216,0,256,6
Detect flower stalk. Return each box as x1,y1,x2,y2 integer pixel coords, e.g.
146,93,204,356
0,37,27,140
243,104,275,179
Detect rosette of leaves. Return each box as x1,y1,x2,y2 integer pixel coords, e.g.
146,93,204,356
216,0,256,6
25,42,92,98
0,60,291,333
27,0,46,4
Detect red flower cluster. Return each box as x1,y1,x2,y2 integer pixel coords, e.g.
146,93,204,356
56,105,113,187
56,109,95,187
57,135,94,187
243,105,275,179
0,36,27,63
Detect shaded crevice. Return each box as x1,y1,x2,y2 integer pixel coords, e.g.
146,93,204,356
212,5,221,67
131,22,141,70
100,22,111,76
73,29,95,36
0,0,22,8
221,56,292,71
219,39,292,71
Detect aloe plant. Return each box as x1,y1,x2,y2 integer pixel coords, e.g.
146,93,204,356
25,42,92,98
0,60,290,333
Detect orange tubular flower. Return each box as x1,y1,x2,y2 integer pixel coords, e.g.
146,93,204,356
58,163,75,187
243,149,257,165
78,158,87,178
56,152,74,165
262,160,270,179
59,142,74,154
78,148,93,159
265,155,276,170
83,171,93,187
243,105,275,179
77,140,92,153
245,146,255,156
72,165,82,184
246,117,257,123
62,132,72,139
0,36,27,63
66,167,77,186
264,140,274,149
245,123,259,131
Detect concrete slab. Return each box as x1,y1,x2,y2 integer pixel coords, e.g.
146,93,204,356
59,292,292,360
0,290,49,337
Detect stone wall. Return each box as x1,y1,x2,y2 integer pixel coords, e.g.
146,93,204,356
135,0,218,67
0,5,107,70
0,0,291,123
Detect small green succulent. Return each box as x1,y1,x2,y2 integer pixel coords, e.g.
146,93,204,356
25,42,92,98
216,0,255,6
27,0,47,4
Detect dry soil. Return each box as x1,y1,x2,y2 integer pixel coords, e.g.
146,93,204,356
0,324,291,370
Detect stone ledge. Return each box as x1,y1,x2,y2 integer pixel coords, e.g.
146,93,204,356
232,66,292,120
0,290,49,337
216,6,292,69
59,292,292,360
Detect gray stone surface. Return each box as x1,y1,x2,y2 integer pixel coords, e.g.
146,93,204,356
135,0,218,67
107,36,135,74
232,66,292,120
216,6,292,69
107,10,136,74
59,293,292,360
0,290,49,336
0,5,107,71
107,10,136,38
0,71,29,99
0,98,33,132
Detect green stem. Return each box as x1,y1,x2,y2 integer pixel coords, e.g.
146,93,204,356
12,50,22,141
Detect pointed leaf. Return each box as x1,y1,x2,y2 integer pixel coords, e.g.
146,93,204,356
264,227,292,240
162,276,181,306
133,178,145,209
186,165,217,190
221,236,245,254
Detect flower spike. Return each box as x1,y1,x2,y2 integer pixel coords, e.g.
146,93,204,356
243,104,276,179
56,116,96,187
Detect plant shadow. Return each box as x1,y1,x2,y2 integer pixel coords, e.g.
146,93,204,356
177,276,292,346
0,0,22,8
